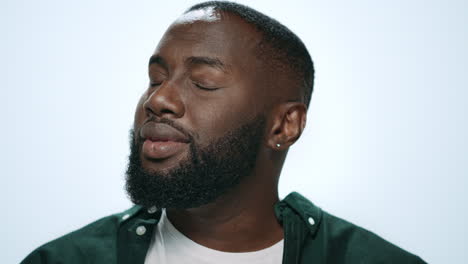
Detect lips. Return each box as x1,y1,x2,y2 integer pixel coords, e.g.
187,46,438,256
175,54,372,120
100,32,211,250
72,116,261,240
139,122,190,160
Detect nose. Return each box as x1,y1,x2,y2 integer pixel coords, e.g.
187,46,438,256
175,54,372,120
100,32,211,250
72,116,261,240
143,81,185,119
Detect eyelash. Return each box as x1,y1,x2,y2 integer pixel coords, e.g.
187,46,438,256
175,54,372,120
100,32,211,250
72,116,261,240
194,83,219,91
149,81,219,91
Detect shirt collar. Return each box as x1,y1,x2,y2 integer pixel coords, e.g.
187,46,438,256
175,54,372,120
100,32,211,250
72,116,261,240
274,192,322,236
120,191,323,235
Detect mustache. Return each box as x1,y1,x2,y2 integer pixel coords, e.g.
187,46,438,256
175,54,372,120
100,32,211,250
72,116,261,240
140,116,195,142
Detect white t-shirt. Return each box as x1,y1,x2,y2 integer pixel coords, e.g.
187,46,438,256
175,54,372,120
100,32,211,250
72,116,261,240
144,209,284,264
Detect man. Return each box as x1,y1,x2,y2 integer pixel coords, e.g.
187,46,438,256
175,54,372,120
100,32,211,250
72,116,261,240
22,1,425,263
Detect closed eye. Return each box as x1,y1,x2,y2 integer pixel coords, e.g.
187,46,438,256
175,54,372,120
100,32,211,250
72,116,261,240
194,83,220,91
150,82,162,87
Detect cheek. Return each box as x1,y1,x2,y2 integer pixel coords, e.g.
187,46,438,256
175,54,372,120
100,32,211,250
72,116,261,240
187,91,259,145
133,94,148,128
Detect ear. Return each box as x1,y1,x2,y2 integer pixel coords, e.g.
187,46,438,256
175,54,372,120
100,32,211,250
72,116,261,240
267,102,307,150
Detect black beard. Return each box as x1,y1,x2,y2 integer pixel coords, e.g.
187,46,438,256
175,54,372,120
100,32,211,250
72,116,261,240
125,115,266,209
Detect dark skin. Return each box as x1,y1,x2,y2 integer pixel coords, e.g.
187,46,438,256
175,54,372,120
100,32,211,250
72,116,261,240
133,11,307,252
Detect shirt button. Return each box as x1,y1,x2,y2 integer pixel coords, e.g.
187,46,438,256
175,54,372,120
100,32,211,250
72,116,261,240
308,217,315,225
122,214,130,220
147,206,157,214
136,226,147,236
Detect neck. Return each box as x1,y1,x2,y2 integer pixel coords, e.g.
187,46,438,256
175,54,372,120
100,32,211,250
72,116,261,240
166,169,284,252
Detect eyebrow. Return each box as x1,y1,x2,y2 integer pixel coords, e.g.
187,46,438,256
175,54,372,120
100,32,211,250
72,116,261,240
148,54,229,73
186,56,229,73
148,55,168,70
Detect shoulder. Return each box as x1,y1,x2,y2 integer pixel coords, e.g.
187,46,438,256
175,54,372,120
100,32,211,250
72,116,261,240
20,206,142,264
280,192,426,264
317,210,425,263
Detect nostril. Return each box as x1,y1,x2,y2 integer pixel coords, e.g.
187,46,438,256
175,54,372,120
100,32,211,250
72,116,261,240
160,109,175,114
145,106,157,117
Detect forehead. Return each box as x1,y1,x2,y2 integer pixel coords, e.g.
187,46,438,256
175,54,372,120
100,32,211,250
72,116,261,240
154,11,262,69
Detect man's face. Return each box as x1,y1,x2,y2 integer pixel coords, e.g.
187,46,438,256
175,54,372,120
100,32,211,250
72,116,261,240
125,12,270,208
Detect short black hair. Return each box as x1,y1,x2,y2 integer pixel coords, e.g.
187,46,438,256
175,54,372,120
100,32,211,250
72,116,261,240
186,1,315,107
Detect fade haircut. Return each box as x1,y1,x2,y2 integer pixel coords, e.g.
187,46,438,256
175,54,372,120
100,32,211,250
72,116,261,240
186,1,315,107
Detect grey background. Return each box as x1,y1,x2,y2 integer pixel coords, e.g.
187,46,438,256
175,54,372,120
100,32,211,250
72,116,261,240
2,0,467,263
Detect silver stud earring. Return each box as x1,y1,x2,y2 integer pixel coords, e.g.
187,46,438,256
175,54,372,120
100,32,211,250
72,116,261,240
276,143,281,147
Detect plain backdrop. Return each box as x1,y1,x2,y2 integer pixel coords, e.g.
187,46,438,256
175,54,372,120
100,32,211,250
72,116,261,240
2,0,467,263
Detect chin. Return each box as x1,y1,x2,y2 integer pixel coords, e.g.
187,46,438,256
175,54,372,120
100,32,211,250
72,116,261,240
140,152,190,174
